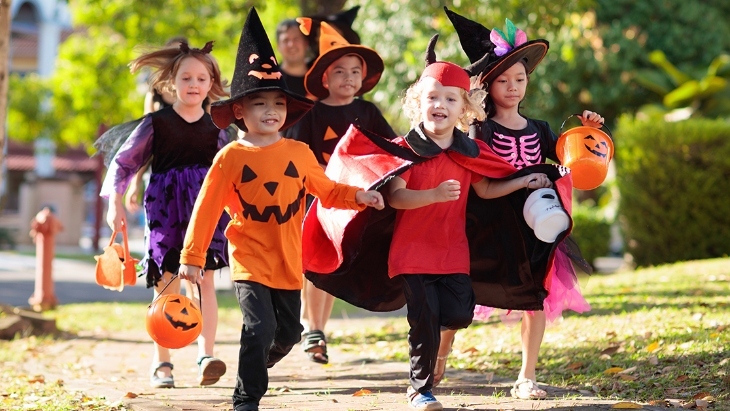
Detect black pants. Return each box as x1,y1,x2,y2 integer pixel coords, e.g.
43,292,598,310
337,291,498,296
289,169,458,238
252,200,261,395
232,281,303,410
401,273,475,393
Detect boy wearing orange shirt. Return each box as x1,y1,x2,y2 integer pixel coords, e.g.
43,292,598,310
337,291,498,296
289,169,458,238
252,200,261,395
177,9,384,411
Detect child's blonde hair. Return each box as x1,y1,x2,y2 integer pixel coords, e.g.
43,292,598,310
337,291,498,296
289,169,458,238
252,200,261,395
130,41,228,102
401,78,487,131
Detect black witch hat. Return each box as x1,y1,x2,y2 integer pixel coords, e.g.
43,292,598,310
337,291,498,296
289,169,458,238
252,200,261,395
210,7,314,131
444,6,548,87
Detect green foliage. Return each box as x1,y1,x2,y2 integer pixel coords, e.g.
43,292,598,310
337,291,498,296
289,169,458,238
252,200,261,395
571,201,611,266
634,51,730,120
615,116,730,266
532,0,730,129
7,73,58,143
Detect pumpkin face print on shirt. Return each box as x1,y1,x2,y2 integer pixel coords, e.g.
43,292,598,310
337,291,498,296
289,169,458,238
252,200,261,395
490,132,544,170
233,160,306,224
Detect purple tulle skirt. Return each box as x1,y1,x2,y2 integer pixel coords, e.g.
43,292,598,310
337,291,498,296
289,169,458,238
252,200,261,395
142,165,229,288
473,244,590,323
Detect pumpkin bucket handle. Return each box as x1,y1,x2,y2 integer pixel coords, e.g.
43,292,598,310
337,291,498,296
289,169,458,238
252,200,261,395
149,274,203,317
559,113,613,139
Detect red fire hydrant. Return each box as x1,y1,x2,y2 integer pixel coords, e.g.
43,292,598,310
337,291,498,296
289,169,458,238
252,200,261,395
27,207,64,312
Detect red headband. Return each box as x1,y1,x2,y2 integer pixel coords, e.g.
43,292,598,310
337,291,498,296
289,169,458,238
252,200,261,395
420,61,470,91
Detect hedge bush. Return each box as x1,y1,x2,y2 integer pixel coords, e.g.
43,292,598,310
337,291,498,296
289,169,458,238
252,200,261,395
615,117,730,266
571,202,612,269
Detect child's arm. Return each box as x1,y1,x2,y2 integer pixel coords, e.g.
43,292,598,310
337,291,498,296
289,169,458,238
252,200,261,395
387,176,460,210
472,173,552,200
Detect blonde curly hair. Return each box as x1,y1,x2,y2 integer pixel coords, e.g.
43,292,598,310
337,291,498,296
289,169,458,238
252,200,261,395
401,78,487,131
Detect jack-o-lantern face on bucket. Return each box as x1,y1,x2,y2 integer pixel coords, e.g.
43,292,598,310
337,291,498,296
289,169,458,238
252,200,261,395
146,294,202,349
234,160,305,224
583,134,610,158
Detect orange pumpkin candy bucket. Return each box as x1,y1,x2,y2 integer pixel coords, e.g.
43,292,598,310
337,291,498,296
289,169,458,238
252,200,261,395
94,224,138,291
556,115,614,190
146,277,203,349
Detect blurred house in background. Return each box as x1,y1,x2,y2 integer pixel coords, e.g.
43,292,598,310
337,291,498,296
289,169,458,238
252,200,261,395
1,0,101,248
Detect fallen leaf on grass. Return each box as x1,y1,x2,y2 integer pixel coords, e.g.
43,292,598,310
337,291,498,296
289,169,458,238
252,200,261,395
604,367,624,375
212,402,230,408
618,374,638,381
648,355,658,365
277,386,291,393
27,375,45,384
601,346,621,356
692,392,711,400
618,366,637,374
696,399,710,410
352,389,372,396
462,346,480,355
566,362,584,370
331,399,339,403
646,342,660,353
611,401,643,408
675,375,688,382
123,392,138,398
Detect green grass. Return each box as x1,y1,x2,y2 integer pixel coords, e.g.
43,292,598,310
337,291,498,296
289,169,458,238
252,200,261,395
1,258,728,409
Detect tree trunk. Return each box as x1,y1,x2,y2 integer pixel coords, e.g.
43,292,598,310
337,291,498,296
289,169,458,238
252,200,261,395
0,0,11,185
299,0,347,16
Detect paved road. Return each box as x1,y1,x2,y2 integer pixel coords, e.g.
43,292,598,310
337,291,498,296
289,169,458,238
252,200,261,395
0,249,235,308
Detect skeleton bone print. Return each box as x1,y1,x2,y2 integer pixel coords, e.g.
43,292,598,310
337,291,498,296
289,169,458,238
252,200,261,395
490,132,543,169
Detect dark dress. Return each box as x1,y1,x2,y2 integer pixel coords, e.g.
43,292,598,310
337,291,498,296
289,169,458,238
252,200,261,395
100,107,229,287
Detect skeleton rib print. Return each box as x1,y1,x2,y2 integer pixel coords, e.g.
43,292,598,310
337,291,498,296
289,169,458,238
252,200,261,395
490,132,543,169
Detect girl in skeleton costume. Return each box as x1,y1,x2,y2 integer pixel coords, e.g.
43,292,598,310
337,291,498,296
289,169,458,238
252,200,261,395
100,41,230,389
440,8,605,399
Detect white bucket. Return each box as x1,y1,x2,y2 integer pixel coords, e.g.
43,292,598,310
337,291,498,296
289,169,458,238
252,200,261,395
522,188,569,243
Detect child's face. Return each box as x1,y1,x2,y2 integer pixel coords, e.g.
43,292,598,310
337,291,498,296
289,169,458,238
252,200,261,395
419,76,465,137
322,55,363,101
488,62,528,111
173,56,213,108
233,91,287,136
277,26,308,66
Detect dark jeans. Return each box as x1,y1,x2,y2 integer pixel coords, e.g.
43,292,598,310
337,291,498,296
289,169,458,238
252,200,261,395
401,273,475,394
232,280,303,410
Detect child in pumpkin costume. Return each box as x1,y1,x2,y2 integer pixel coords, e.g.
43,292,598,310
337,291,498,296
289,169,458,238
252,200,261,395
282,19,396,364
177,9,384,411
436,8,606,399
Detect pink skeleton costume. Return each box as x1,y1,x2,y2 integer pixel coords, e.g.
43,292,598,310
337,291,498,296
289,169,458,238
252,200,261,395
445,7,591,322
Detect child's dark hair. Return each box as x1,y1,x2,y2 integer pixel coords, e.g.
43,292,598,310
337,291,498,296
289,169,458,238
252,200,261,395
130,41,228,102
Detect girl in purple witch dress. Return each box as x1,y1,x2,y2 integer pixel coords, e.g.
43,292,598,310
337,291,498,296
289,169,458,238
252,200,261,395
100,41,230,389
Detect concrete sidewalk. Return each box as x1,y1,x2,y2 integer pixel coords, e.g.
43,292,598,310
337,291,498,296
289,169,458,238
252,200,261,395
21,323,667,411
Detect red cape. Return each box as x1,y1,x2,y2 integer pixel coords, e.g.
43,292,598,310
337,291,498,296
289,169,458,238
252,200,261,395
302,125,574,312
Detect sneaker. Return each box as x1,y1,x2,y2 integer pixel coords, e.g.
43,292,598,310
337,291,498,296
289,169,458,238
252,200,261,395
408,389,443,411
197,356,226,386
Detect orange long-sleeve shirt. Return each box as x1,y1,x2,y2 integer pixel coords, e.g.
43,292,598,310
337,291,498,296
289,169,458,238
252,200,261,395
180,138,365,290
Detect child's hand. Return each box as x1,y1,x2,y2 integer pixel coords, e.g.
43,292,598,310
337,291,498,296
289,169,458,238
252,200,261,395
434,179,461,202
356,190,385,210
579,110,605,128
179,264,203,285
106,194,127,232
524,173,552,189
